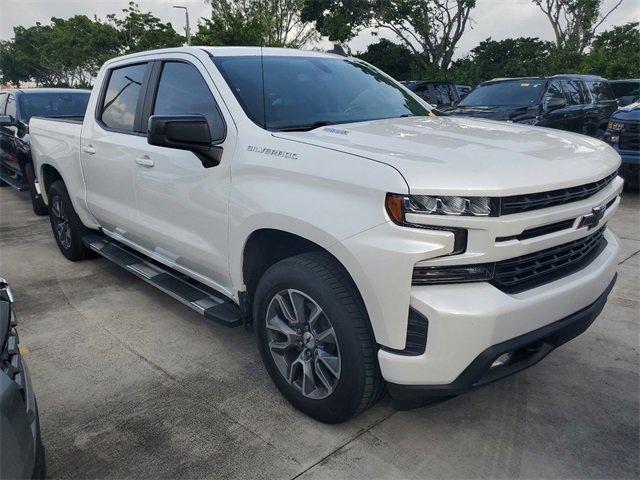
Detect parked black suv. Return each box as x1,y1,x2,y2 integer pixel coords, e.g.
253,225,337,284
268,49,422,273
446,75,618,138
403,81,471,108
0,88,90,215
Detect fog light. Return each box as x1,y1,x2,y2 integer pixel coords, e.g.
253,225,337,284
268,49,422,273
491,352,513,368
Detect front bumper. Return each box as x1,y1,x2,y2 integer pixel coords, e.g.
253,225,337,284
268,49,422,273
378,228,619,403
388,274,617,409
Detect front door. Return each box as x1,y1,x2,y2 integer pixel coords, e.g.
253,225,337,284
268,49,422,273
133,57,235,293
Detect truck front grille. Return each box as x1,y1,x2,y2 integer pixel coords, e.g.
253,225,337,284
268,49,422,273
492,227,607,293
619,122,640,151
499,172,617,215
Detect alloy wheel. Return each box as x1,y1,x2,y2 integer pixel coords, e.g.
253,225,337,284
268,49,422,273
265,289,341,399
51,196,71,249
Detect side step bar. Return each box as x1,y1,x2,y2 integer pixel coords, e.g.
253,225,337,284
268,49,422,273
83,234,243,327
0,168,28,191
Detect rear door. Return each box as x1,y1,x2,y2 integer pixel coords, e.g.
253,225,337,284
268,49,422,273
81,61,152,240
132,55,236,292
559,79,587,134
584,80,618,137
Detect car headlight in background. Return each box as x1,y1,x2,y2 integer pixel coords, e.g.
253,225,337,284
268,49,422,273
607,121,624,131
516,117,539,125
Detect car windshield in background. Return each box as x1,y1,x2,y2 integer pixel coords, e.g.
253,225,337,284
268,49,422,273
213,56,430,131
19,92,90,122
458,80,545,107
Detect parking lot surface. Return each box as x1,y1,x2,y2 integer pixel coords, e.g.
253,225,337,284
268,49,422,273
0,186,638,479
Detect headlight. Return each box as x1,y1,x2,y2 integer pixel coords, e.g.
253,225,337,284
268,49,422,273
607,121,624,131
412,264,495,285
386,193,496,218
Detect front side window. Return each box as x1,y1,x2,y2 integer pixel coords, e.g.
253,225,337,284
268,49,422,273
543,81,565,105
587,81,615,102
458,80,545,107
5,95,16,119
19,92,90,122
213,55,430,131
0,93,7,114
101,63,148,132
153,61,224,141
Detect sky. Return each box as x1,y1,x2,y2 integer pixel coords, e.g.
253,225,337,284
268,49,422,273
0,0,638,59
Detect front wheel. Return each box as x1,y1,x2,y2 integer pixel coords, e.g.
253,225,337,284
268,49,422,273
254,252,383,423
48,180,91,261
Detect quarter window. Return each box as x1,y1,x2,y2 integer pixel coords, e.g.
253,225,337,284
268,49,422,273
153,61,225,141
101,63,148,132
587,81,615,102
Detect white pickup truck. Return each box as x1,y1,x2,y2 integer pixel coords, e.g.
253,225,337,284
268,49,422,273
30,47,622,423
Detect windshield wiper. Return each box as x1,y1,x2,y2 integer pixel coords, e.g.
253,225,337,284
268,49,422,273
274,121,335,132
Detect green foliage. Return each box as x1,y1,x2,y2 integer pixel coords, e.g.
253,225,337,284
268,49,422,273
195,0,317,47
107,2,184,53
0,16,120,87
581,22,640,79
356,39,419,80
0,3,183,87
450,37,556,85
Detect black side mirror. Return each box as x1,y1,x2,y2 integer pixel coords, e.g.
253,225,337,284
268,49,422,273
0,115,14,127
147,115,223,168
545,97,567,111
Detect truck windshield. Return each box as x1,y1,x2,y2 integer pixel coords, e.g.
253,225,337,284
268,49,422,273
19,92,90,122
212,55,430,131
458,81,546,107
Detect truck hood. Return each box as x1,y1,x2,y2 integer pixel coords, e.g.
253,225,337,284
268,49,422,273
274,116,620,196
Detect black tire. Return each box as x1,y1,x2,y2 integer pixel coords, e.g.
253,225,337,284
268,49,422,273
25,163,48,216
48,180,91,261
254,251,384,423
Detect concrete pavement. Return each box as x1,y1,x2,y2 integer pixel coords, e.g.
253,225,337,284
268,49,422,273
0,186,638,479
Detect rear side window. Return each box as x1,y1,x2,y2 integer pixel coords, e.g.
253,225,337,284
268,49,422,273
101,63,148,132
561,80,584,105
587,81,615,102
152,61,225,141
5,95,16,119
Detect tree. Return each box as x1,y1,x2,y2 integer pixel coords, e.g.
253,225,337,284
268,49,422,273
107,2,184,53
194,0,317,47
302,0,476,72
0,16,120,87
356,39,418,80
582,22,640,78
451,37,555,85
532,0,624,54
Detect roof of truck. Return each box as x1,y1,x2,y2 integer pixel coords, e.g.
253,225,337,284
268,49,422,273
485,74,606,83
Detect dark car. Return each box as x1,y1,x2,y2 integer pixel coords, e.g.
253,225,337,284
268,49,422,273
446,75,618,138
609,79,640,107
403,81,470,108
0,278,46,479
0,88,90,215
603,102,640,188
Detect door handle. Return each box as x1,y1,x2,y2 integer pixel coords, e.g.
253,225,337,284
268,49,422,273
135,156,155,167
82,145,96,155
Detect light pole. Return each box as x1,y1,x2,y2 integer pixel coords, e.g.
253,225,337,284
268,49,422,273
173,5,191,46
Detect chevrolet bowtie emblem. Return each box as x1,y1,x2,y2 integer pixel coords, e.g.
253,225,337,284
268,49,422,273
578,205,606,230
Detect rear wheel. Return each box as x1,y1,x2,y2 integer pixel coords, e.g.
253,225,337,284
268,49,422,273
255,252,383,423
25,163,47,215
48,180,91,261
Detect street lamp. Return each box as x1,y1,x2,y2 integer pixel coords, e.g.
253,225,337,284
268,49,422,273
173,5,191,46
